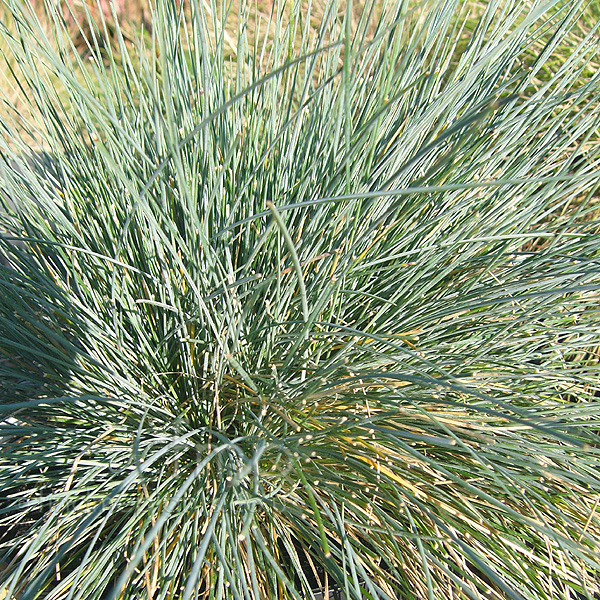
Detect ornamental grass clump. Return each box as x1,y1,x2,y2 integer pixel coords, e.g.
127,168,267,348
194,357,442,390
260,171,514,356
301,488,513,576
1,0,600,598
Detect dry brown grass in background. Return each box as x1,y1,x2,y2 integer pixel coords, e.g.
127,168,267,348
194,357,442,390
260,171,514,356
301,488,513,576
29,0,151,43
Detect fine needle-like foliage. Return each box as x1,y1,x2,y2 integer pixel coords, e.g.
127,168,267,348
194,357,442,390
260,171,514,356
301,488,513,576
1,0,600,598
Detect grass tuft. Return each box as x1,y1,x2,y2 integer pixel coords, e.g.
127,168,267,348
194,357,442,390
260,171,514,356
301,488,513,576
1,0,600,598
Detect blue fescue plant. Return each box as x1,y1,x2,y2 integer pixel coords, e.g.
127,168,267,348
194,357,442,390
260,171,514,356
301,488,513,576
1,0,600,598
